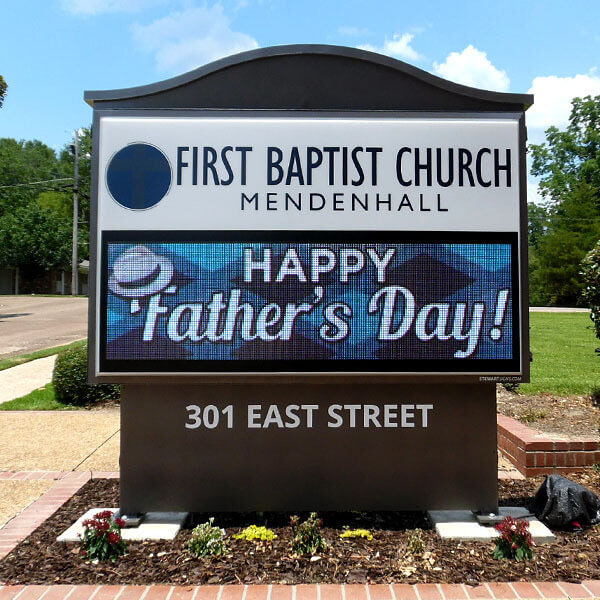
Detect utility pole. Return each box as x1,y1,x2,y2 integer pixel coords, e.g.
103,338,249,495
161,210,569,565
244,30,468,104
71,131,79,297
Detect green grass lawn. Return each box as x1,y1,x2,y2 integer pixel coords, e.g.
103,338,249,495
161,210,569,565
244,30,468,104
0,383,73,410
0,340,86,372
520,312,600,396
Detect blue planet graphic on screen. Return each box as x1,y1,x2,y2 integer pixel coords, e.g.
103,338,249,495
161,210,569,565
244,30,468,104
106,143,171,210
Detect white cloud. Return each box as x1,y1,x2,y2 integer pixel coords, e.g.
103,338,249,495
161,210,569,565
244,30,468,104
433,45,509,92
132,4,259,74
338,25,370,37
358,33,422,62
526,70,600,142
61,0,164,15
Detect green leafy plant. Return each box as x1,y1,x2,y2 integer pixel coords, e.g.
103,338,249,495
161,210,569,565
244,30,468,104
582,241,600,355
233,525,277,542
188,517,227,557
52,345,119,406
493,516,534,560
79,510,127,562
340,528,373,541
406,528,425,554
290,512,327,555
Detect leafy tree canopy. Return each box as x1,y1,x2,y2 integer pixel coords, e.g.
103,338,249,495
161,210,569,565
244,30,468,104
0,138,61,214
0,75,6,108
530,95,600,203
0,203,72,272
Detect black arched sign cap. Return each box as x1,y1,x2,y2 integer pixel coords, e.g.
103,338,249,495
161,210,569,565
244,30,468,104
85,44,533,112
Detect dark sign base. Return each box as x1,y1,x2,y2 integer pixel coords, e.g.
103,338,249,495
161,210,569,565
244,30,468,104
120,383,498,514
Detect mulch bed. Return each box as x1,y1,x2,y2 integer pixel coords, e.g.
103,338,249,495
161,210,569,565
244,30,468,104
2,474,600,586
497,387,599,438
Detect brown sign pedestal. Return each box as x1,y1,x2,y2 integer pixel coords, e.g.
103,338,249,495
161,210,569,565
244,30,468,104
86,45,532,517
120,382,498,514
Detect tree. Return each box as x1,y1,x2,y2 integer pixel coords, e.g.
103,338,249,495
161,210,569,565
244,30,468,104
0,203,72,274
0,138,61,215
58,127,92,260
528,95,600,306
529,182,600,306
0,75,6,108
530,95,600,203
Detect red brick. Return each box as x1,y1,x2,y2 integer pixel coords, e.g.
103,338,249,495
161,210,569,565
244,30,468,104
93,587,123,600
569,442,584,451
391,585,418,600
553,441,569,451
527,441,553,451
510,582,539,598
144,587,172,600
557,582,589,598
464,585,491,599
13,586,50,600
194,587,220,600
42,586,76,600
0,586,25,600
532,582,564,598
524,468,552,477
116,588,148,600
170,588,196,600
367,585,393,600
485,583,516,599
244,586,269,600
525,453,536,467
583,440,598,450
345,585,367,600
555,453,566,467
583,580,600,596
440,584,468,599
414,584,442,600
545,453,556,467
585,452,596,466
295,585,317,600
320,585,342,600
69,586,102,600
270,586,293,600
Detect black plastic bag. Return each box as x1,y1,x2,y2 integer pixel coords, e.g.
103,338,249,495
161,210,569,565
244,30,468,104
530,474,600,529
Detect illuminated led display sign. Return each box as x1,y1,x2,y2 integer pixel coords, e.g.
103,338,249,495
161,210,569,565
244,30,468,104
94,116,523,377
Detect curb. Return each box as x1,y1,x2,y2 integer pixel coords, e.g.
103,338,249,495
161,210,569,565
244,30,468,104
1,581,600,600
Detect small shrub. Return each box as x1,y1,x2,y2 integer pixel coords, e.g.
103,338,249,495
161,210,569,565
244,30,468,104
53,345,119,406
340,528,373,541
233,525,277,542
582,242,600,355
188,517,227,557
406,528,425,554
290,512,327,555
79,510,127,562
493,516,534,560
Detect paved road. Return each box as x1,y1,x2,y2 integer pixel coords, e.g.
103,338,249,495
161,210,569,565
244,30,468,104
0,296,88,359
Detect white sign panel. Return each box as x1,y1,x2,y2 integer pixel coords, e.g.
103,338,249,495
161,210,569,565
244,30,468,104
97,116,520,233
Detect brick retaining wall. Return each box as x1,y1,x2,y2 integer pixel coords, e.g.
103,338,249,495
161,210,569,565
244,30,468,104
497,414,600,477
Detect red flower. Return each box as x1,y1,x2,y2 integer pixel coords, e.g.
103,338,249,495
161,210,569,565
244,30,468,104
115,518,126,528
108,532,121,545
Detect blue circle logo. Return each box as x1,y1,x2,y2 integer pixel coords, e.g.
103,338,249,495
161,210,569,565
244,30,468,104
106,143,171,210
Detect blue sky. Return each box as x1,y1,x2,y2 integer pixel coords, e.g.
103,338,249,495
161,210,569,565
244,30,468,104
1,0,600,199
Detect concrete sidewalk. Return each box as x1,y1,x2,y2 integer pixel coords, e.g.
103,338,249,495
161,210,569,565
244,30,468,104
0,356,57,405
